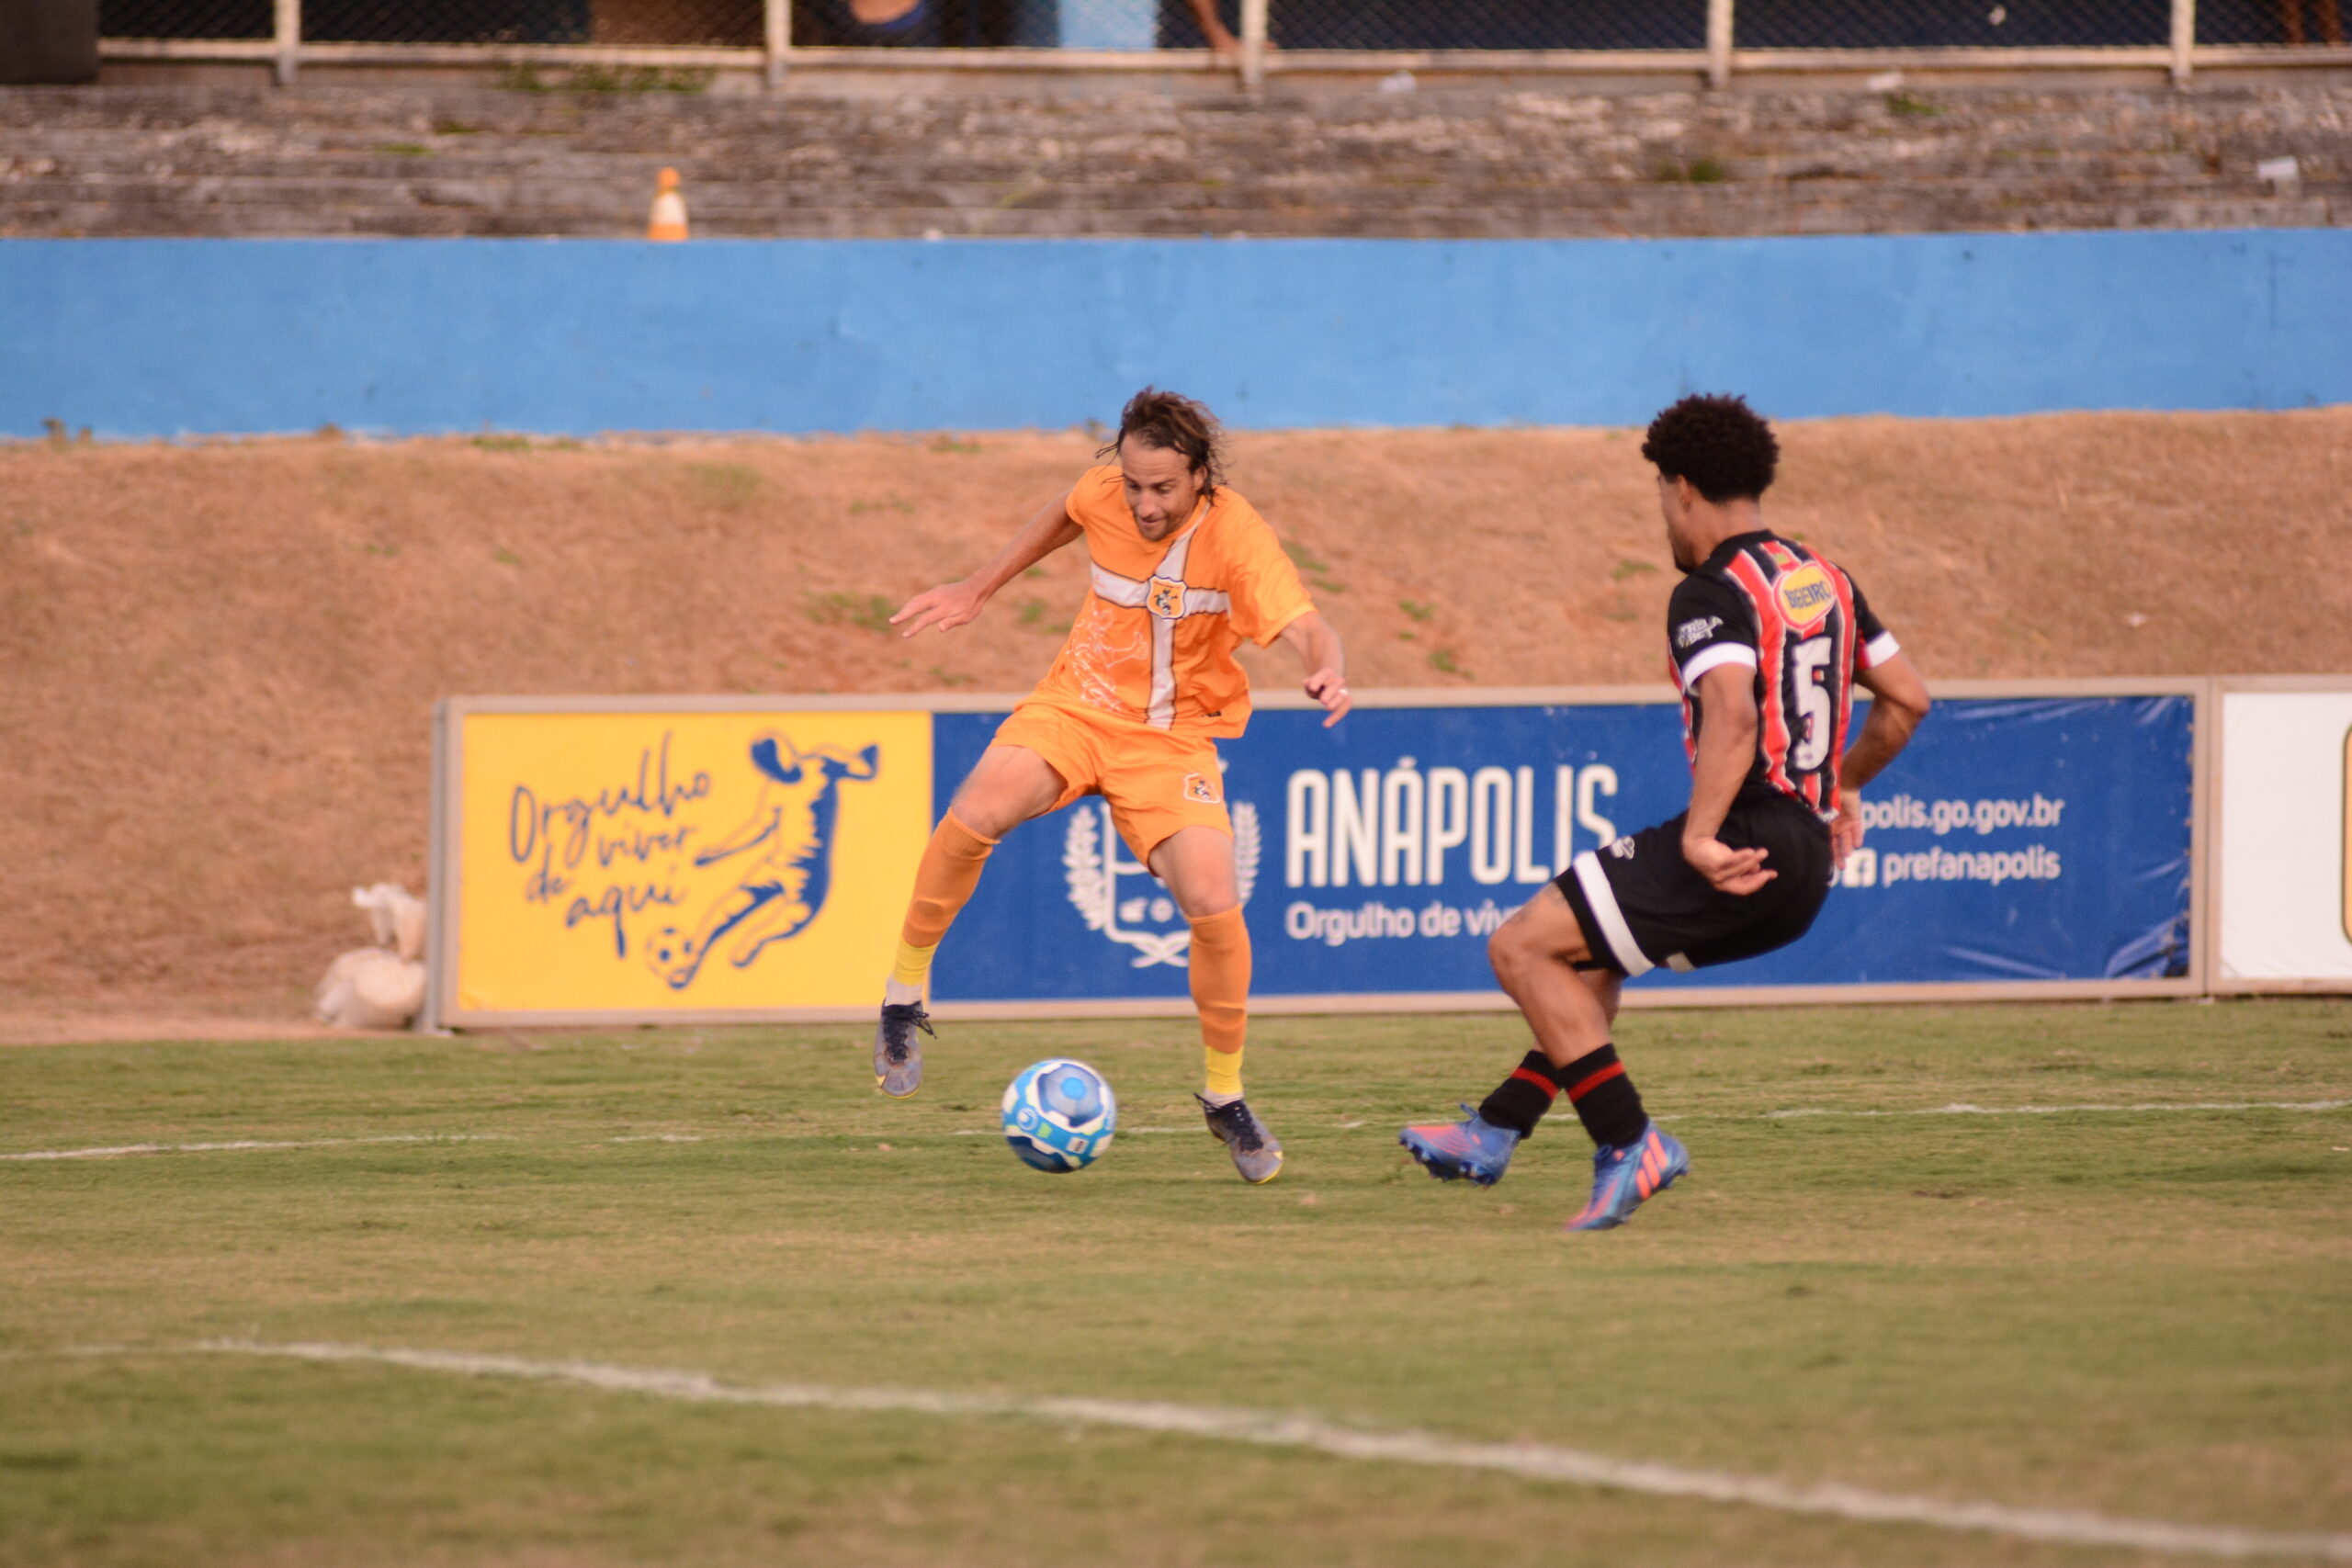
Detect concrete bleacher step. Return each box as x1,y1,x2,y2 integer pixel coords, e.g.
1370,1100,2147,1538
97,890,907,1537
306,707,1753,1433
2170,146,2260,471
1,79,2343,237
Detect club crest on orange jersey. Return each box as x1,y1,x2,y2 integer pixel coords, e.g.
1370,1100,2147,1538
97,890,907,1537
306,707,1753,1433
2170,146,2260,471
1147,577,1185,620
1182,772,1222,805
1774,562,1837,633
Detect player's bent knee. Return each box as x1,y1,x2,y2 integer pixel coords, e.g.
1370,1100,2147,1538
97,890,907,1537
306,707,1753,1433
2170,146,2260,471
1149,826,1239,919
945,793,1009,839
1487,920,1539,983
1490,890,1598,981
1164,870,1238,920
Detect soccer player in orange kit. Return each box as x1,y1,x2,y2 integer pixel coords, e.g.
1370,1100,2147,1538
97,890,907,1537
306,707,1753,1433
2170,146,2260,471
877,389,1350,1183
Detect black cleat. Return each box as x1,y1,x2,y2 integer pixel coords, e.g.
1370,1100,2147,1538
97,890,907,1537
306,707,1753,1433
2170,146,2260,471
1197,1094,1284,1183
873,1002,933,1098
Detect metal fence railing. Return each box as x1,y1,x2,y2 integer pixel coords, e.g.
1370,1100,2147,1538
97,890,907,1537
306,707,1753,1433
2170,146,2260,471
98,0,2352,85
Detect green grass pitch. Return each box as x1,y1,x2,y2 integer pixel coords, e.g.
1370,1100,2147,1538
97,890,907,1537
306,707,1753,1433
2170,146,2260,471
3,1000,2348,1567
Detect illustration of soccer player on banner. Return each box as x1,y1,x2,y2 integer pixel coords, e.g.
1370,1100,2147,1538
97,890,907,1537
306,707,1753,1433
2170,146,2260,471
646,734,880,990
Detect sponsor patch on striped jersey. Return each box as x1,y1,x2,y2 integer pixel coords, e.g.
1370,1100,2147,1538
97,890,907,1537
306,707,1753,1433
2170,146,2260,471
1773,562,1838,633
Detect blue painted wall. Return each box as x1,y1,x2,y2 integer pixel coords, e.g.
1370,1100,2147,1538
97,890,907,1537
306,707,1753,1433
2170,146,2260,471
5,231,2346,438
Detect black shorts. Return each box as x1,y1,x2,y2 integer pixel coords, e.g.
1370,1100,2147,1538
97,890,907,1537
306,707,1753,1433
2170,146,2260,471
1555,796,1833,977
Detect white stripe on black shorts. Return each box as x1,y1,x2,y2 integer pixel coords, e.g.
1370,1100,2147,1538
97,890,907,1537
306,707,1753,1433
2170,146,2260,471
1555,797,1833,977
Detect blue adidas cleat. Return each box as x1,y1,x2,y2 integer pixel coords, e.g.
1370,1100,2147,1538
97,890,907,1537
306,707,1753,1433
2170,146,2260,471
1564,1121,1688,1232
1398,1105,1522,1187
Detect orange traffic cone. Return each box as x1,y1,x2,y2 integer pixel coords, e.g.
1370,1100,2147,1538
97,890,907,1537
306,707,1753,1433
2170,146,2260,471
648,167,689,242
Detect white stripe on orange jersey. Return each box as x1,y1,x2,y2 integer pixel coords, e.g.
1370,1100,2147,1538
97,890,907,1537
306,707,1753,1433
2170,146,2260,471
1085,517,1232,731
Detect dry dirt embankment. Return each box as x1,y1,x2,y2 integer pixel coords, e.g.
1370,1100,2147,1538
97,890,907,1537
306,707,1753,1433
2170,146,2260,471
4,411,2348,1025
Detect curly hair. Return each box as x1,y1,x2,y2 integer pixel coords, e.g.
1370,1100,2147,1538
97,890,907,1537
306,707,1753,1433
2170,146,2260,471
1640,394,1779,503
1098,387,1226,498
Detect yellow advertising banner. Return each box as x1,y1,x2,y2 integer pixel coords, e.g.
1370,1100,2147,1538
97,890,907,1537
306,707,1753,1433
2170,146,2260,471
453,708,931,1016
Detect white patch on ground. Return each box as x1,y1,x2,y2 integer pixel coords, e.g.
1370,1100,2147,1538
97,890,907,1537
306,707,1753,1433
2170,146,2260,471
607,1134,704,1144
0,1134,507,1162
187,1339,2352,1561
1759,1100,2351,1121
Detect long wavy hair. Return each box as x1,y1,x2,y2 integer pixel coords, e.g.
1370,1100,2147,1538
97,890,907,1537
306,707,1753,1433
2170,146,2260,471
1098,387,1227,501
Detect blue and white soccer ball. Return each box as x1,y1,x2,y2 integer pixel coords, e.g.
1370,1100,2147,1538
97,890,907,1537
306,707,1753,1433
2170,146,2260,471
1001,1058,1117,1173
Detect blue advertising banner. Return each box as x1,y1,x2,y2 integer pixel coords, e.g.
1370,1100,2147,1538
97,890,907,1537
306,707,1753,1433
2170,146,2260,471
928,694,2195,1004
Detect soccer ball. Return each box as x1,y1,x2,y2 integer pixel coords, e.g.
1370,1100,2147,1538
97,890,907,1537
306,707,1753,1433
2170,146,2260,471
1001,1058,1117,1173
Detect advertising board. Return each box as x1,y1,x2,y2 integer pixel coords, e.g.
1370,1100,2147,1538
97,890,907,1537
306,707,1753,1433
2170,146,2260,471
2213,678,2352,992
435,704,931,1022
426,682,2203,1028
934,685,2199,1011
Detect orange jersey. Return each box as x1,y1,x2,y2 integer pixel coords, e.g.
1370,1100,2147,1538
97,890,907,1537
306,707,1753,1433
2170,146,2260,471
1027,465,1315,739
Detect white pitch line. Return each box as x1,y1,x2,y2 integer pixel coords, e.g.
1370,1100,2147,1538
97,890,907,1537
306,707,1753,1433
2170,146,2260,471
14,1102,2338,1162
1761,1100,2351,1122
0,1134,508,1163
194,1339,2351,1562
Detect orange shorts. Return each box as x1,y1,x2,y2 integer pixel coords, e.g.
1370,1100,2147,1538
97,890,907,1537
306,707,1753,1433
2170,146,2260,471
993,700,1231,863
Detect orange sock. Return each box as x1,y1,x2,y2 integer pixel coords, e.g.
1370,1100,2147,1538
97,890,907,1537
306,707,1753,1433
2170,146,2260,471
1189,906,1250,1098
885,811,998,1002
902,811,997,946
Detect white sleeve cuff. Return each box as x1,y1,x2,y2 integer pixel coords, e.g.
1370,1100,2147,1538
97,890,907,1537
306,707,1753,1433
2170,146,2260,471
1861,631,1901,669
1678,642,1758,687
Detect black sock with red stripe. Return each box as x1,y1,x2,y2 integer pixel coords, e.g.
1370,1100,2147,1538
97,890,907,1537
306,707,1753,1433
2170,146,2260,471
1476,1052,1566,1139
1559,1044,1648,1150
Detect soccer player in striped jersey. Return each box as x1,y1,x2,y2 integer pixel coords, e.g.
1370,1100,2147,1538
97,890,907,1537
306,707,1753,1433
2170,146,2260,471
1401,393,1932,1230
877,389,1351,1184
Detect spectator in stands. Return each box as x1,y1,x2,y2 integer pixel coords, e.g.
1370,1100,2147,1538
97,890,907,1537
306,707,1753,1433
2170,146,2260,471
797,0,1247,52
799,0,942,46
1017,0,1250,54
2280,0,2344,43
1184,0,1244,58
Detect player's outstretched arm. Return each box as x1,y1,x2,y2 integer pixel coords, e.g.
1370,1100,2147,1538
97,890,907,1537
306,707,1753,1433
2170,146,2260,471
1681,664,1774,896
1830,653,1932,866
692,797,777,866
890,492,1082,638
1277,611,1351,728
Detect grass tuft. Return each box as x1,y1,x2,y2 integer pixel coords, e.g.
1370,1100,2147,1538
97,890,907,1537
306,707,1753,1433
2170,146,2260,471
804,591,895,633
